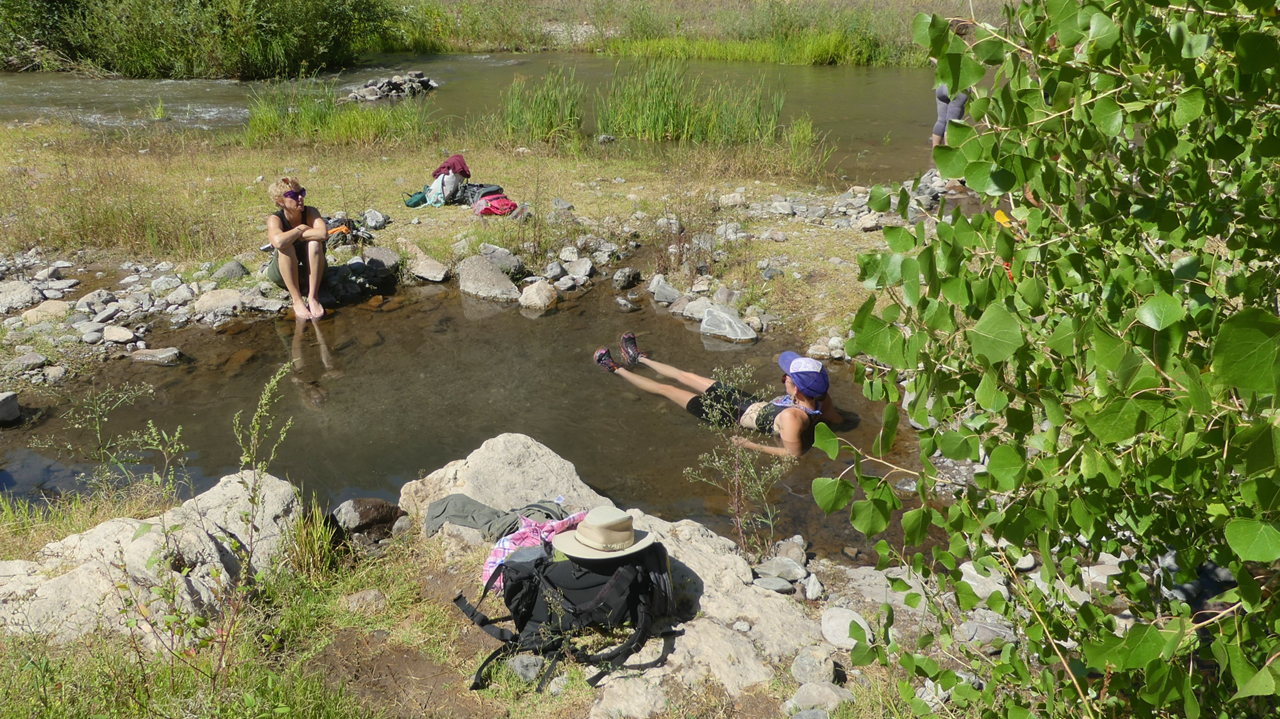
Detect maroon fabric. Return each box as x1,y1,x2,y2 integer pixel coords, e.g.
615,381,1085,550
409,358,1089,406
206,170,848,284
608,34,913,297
432,154,471,179
474,194,518,216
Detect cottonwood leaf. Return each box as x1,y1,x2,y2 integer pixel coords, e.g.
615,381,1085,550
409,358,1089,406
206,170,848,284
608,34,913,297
967,304,1024,363
902,507,930,545
812,477,857,515
1175,89,1205,125
873,403,899,456
813,422,840,459
1136,292,1185,331
1213,309,1280,393
933,145,968,178
987,445,1025,491
851,499,892,537
938,430,971,460
1232,664,1277,700
1237,32,1280,74
1225,519,1280,562
884,226,916,254
976,372,1009,412
1093,96,1124,136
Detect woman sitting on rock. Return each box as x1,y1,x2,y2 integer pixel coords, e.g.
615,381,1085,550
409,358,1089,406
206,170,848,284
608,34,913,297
266,177,328,319
594,335,841,457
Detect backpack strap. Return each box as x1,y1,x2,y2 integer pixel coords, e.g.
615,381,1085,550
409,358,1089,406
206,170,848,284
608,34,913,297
469,644,515,691
535,650,564,693
453,569,517,643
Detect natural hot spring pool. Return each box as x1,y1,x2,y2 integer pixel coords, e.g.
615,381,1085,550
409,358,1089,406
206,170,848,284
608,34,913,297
1,284,921,556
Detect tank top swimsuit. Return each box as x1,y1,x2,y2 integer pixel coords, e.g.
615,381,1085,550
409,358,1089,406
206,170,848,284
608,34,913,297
273,207,309,234
738,396,822,435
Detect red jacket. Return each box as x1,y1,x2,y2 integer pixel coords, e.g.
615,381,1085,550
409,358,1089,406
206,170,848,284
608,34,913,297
432,154,471,179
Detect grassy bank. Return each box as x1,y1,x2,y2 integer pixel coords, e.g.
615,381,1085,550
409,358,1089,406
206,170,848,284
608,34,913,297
3,0,1009,77
1,479,937,719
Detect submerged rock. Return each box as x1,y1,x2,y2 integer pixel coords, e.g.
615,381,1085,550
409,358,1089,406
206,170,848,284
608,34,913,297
457,256,520,301
0,391,18,424
131,348,181,365
700,305,758,343
612,267,640,290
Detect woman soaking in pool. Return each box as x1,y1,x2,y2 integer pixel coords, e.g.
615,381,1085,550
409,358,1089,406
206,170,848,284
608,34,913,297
594,334,841,457
265,177,328,320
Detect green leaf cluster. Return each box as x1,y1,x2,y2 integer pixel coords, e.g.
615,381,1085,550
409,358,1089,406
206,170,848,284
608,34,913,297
821,2,1280,716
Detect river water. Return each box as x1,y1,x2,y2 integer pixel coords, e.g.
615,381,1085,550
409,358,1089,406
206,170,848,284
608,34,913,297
1,283,921,557
0,52,938,183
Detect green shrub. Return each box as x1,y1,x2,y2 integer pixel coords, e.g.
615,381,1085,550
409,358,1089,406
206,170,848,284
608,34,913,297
56,0,390,79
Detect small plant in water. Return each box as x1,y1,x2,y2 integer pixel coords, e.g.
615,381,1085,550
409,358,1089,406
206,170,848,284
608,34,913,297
683,365,794,558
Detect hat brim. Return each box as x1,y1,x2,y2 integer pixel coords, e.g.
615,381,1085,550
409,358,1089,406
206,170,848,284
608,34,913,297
552,529,655,560
778,350,803,374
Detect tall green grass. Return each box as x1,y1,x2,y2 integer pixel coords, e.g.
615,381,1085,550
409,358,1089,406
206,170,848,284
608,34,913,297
596,61,783,145
497,68,585,145
595,0,927,67
244,82,436,145
603,30,921,67
9,0,389,79
372,0,551,54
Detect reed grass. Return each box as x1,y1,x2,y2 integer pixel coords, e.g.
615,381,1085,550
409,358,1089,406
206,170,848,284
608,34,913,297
244,82,437,145
497,68,585,145
596,60,783,145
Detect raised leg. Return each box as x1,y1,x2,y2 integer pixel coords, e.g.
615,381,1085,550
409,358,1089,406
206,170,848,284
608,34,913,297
614,367,697,409
276,243,310,319
306,240,326,319
636,357,716,393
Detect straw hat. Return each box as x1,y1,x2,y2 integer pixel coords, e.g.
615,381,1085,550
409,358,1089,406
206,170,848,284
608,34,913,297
552,507,654,560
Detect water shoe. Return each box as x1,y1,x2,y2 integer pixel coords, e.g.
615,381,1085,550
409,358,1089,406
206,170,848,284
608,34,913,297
619,332,647,365
594,347,620,373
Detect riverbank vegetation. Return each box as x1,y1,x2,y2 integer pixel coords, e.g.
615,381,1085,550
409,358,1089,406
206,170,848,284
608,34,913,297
808,2,1280,718
2,0,1006,77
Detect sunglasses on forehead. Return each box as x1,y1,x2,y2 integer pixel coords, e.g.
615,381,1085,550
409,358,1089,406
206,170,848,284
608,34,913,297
283,189,306,201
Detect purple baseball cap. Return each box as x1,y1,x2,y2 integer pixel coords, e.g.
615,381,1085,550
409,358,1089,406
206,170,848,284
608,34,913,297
778,351,829,398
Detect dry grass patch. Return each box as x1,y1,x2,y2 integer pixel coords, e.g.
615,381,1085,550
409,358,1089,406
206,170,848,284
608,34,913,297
0,482,178,561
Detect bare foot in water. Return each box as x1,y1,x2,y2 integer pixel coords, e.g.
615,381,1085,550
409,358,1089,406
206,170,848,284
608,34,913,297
308,297,325,319
291,299,312,320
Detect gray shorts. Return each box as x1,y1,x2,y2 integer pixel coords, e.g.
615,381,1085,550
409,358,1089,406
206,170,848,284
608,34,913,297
265,239,325,289
934,84,970,139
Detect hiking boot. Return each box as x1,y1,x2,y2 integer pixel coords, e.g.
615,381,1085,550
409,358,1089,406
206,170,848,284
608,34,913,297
594,347,620,373
619,332,647,365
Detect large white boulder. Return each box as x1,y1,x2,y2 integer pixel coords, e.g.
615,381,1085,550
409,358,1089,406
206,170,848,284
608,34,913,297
0,471,299,643
399,434,611,515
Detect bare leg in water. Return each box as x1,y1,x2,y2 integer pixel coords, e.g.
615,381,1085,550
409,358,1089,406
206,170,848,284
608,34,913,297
600,348,716,410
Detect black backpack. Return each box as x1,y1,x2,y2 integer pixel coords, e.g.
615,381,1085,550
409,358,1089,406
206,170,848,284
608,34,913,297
453,542,679,692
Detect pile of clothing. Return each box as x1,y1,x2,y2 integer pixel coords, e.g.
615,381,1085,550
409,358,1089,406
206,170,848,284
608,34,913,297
421,494,582,587
405,154,519,216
